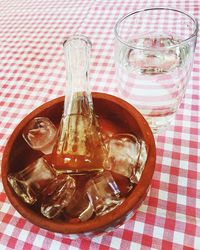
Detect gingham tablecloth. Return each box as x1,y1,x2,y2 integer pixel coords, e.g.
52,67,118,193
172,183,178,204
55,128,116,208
0,0,199,249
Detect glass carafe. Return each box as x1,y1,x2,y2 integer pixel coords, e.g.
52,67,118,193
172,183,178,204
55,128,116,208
52,35,107,173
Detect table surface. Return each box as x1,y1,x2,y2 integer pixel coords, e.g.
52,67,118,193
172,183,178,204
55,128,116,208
0,0,200,249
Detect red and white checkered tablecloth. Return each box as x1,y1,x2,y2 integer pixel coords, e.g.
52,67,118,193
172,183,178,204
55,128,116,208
0,0,200,249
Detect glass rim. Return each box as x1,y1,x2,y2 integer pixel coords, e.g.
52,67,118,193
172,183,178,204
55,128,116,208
114,7,199,51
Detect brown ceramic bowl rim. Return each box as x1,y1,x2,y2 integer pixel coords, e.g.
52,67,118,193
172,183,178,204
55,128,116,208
2,92,156,234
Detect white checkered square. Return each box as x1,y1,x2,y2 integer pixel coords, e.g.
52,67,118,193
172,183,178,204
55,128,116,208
153,226,164,240
173,231,185,245
4,224,15,236
177,194,187,206
18,229,29,242
133,221,145,234
158,190,168,201
110,236,122,249
33,235,45,248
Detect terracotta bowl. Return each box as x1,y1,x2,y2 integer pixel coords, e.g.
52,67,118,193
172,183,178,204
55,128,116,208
1,92,156,236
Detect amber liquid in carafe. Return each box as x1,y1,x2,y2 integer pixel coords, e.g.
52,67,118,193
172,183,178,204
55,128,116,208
52,36,107,173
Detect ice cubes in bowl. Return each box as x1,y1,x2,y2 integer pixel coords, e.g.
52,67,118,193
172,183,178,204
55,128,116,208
2,93,156,235
105,133,147,184
41,174,76,219
64,190,94,222
86,171,124,216
22,117,57,154
8,157,56,204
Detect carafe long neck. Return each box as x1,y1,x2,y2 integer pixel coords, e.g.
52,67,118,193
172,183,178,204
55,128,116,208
63,35,93,116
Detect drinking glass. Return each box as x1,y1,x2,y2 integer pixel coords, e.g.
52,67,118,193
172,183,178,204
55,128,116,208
114,7,198,133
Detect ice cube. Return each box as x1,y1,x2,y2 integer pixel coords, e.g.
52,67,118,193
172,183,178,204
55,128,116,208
111,171,135,197
41,174,76,219
22,117,57,154
64,190,94,222
8,157,56,204
105,133,147,184
86,171,124,216
105,133,141,178
134,140,147,182
127,36,181,75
